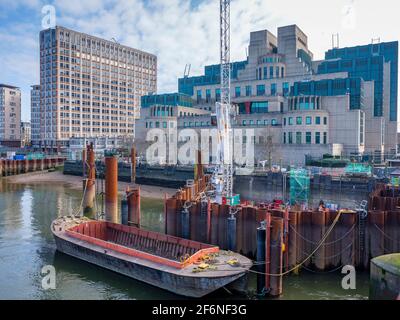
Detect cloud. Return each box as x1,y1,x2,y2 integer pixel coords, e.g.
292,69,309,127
0,0,399,122
51,0,280,94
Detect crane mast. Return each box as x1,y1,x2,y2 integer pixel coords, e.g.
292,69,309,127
213,0,235,213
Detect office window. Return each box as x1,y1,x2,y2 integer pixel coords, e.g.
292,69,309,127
306,132,311,144
306,116,312,125
271,119,277,126
155,121,160,128
276,66,280,78
283,132,286,144
323,132,327,144
257,84,265,96
215,88,221,101
242,120,246,126
316,116,321,125
163,122,167,128
271,83,277,96
235,87,241,98
315,132,321,144
283,82,289,96
245,85,252,96
249,120,254,125
263,67,268,79
251,101,268,113
264,120,268,125
323,117,328,125
206,89,211,103
269,66,274,78
288,117,294,125
296,116,302,125
296,132,302,144
283,118,286,126
288,132,293,144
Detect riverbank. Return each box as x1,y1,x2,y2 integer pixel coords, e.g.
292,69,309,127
6,171,176,200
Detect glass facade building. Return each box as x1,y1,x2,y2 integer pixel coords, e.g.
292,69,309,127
317,42,398,120
178,61,248,96
141,93,193,108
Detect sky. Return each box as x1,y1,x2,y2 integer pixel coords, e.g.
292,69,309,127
0,0,399,122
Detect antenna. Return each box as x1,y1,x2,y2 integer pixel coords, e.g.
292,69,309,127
111,38,120,45
183,64,191,78
371,37,381,44
332,33,340,49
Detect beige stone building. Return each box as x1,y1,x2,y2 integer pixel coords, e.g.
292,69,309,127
39,26,157,151
0,84,21,147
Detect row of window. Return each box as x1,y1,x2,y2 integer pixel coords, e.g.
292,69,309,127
283,116,328,126
146,121,175,129
283,132,328,145
256,65,285,80
196,82,290,101
242,119,278,126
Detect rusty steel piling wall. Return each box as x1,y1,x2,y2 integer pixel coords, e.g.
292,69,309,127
0,158,65,177
160,179,399,296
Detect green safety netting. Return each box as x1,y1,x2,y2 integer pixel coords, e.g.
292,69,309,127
344,163,372,176
26,153,45,160
289,169,310,206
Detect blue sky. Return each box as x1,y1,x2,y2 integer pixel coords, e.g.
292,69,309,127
0,0,399,121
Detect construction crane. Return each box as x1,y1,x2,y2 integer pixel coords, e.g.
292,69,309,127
211,0,238,214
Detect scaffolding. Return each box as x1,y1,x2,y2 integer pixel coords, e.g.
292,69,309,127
289,169,310,207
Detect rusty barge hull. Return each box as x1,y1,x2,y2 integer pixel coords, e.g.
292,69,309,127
52,217,251,298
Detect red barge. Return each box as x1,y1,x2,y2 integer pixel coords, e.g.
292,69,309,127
51,216,252,298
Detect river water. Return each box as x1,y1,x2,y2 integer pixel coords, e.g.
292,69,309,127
0,179,369,300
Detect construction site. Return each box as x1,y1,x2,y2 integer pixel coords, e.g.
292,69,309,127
45,0,400,299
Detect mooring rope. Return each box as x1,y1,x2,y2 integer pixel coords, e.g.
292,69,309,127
289,222,356,246
373,223,400,243
208,210,345,277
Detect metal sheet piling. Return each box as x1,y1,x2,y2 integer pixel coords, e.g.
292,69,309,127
311,211,326,271
105,156,119,223
368,210,385,259
166,197,178,236
210,203,220,246
288,211,298,269
269,217,283,296
227,215,237,252
256,224,266,295
131,146,136,183
340,211,356,267
121,199,128,225
265,212,271,291
127,187,141,228
82,144,96,219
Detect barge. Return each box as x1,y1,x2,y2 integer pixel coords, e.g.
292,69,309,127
51,216,252,298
